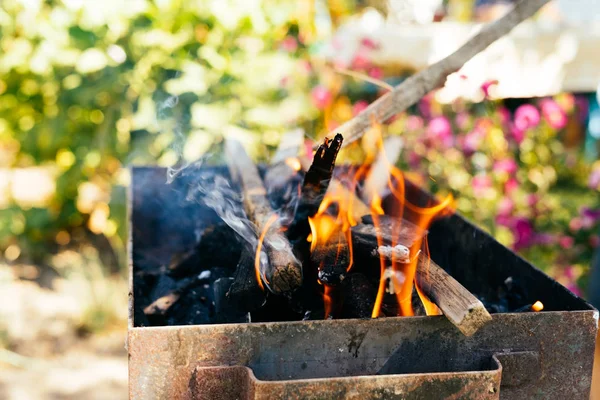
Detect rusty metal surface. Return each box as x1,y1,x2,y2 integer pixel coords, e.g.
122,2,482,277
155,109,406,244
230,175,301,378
128,167,599,399
186,363,501,400
128,310,597,399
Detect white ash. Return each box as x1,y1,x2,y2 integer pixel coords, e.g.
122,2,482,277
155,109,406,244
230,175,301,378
376,244,410,263
383,267,406,295
198,270,211,280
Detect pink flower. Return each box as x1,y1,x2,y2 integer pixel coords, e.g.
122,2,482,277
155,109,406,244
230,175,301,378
351,49,372,70
311,85,333,110
564,265,575,279
511,126,525,145
455,112,470,130
461,132,481,155
581,215,595,229
526,194,538,208
360,37,379,50
418,94,433,119
368,67,383,80
514,104,540,131
540,98,567,130
569,217,583,232
427,116,453,147
481,79,498,98
581,207,600,222
472,175,492,197
493,159,518,176
405,115,424,132
513,218,534,250
558,235,575,249
504,178,519,194
534,233,557,245
298,60,312,76
280,36,298,52
567,283,582,297
407,151,421,168
352,100,369,116
497,107,511,125
588,168,600,190
497,197,514,216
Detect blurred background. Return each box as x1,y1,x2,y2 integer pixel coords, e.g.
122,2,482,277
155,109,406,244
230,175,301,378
1,0,600,398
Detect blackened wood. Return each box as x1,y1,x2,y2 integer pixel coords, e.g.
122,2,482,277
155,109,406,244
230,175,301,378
341,273,376,319
288,134,344,240
312,242,351,285
227,246,266,312
225,139,302,294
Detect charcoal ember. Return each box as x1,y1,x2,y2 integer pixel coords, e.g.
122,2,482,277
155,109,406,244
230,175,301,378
214,278,250,323
313,243,351,285
340,273,375,319
481,276,528,313
168,223,242,278
165,282,214,325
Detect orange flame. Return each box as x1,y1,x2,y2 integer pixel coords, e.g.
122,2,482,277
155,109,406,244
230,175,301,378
255,213,278,292
531,301,544,312
324,285,334,319
307,118,454,320
361,117,454,318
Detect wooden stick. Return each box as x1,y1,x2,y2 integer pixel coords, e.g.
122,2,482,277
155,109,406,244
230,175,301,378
288,134,344,239
323,0,550,149
413,255,492,336
353,217,492,336
225,139,303,294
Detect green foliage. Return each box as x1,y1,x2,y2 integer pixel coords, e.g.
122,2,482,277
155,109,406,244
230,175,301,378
0,0,319,261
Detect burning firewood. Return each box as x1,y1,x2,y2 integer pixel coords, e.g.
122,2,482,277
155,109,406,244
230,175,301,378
225,139,302,294
226,245,266,312
288,134,344,240
353,222,492,336
412,255,492,336
320,0,551,149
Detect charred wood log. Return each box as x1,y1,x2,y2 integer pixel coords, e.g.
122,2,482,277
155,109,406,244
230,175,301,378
226,246,267,312
288,134,343,240
327,219,492,335
225,139,302,294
